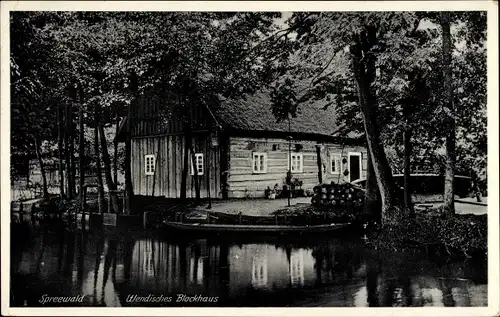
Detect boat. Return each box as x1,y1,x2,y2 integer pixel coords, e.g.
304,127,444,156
162,221,351,234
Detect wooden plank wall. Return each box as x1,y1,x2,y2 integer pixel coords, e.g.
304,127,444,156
131,134,221,198
227,136,367,198
131,93,211,138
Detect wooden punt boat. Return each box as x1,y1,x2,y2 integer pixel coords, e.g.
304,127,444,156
162,221,351,234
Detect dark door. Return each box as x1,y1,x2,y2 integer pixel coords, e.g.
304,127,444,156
349,154,361,182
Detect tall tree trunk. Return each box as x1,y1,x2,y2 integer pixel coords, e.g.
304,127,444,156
114,115,119,185
190,147,201,203
364,148,381,222
33,136,48,198
64,102,73,199
98,122,120,214
124,115,133,214
180,95,190,202
70,127,76,198
403,127,414,217
151,140,161,196
441,12,455,216
315,145,323,184
78,86,85,199
123,76,137,215
362,27,382,224
189,103,201,203
57,102,65,198
180,136,190,201
94,124,105,214
67,93,76,199
206,137,212,208
350,33,404,226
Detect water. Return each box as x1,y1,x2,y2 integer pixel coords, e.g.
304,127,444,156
10,224,487,307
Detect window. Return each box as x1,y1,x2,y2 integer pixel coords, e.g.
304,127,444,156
190,153,204,176
252,152,267,174
289,153,303,173
330,154,342,174
145,155,155,175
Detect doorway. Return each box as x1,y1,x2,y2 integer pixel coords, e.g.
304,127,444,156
348,152,362,182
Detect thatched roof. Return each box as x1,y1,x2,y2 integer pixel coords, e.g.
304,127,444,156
117,90,362,143
214,91,360,140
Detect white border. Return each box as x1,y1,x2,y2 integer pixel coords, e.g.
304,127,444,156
1,1,499,317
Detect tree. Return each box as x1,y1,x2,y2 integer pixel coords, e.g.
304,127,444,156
102,12,292,204
11,12,61,197
274,13,433,225
440,11,455,216
270,12,486,225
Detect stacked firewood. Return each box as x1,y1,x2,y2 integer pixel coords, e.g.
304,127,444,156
311,182,364,209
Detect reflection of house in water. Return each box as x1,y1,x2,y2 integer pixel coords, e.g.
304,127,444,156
189,256,204,285
229,244,316,295
251,256,268,289
354,275,479,307
121,238,227,299
290,249,304,287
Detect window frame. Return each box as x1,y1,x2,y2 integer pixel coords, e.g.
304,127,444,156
144,154,155,175
289,153,304,173
252,152,268,174
190,153,204,176
330,153,342,174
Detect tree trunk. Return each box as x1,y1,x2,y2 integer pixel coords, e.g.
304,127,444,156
180,96,190,202
350,36,404,226
364,148,381,222
403,127,414,217
441,11,455,216
98,122,120,214
151,140,161,196
206,137,212,208
123,76,137,215
33,136,48,198
94,125,105,214
190,147,201,203
316,145,323,184
114,115,119,185
70,130,76,198
64,102,74,199
78,87,85,199
68,96,76,199
124,117,133,214
180,136,190,201
57,102,65,198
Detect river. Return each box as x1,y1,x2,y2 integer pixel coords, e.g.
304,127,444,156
10,223,487,307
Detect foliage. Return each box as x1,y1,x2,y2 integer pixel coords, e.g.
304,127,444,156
10,12,291,187
366,209,487,259
271,12,486,199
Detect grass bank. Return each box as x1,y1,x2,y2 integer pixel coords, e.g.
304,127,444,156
366,207,487,260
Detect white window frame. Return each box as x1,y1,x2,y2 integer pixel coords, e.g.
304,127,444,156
348,152,363,181
289,153,304,173
144,154,155,175
330,153,342,174
190,153,204,176
252,152,267,174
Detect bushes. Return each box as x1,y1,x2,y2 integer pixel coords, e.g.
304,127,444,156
366,208,487,259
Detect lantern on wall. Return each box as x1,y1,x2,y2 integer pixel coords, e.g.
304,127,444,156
211,130,219,148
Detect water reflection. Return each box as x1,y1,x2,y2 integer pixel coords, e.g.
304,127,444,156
10,225,487,307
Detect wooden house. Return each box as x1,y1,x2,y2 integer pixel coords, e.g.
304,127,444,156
116,91,367,199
